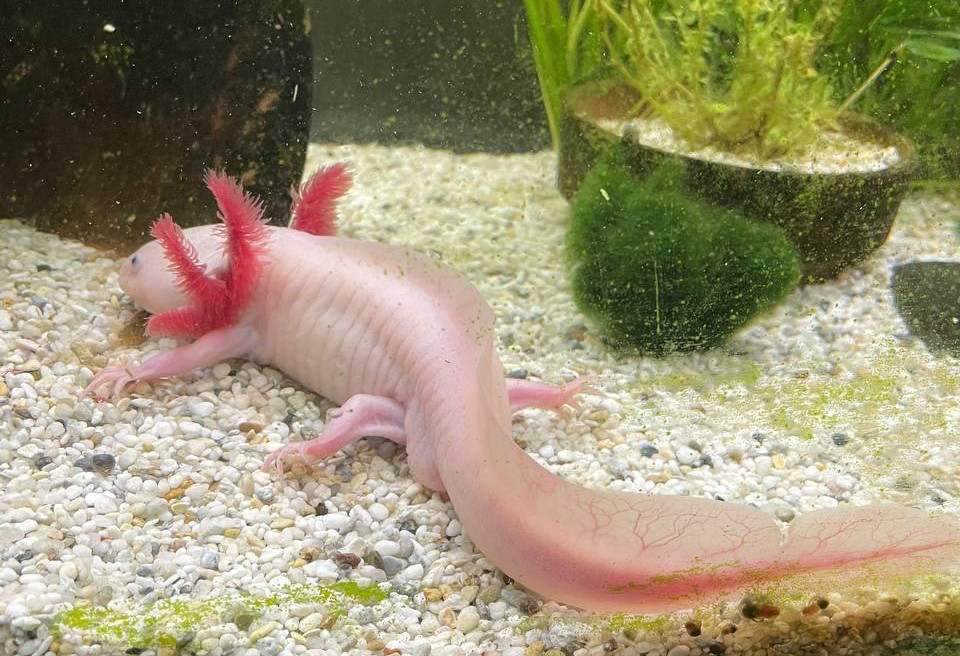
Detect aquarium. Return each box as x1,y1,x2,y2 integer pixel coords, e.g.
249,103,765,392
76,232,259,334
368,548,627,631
3,1,960,654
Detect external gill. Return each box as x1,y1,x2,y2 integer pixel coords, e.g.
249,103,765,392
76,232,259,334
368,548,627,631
146,170,270,339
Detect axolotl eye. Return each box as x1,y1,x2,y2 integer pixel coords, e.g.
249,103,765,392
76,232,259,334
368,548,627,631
130,253,140,267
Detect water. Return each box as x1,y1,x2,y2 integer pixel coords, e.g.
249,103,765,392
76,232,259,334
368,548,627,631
2,2,960,655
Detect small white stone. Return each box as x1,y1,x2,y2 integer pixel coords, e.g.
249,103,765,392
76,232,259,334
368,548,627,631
368,502,389,521
11,616,42,631
322,513,352,531
456,607,479,633
303,559,339,580
190,401,216,418
212,363,232,379
487,601,508,620
60,561,79,580
374,540,400,557
402,563,424,580
299,611,329,633
835,474,857,491
445,519,462,537
675,446,698,465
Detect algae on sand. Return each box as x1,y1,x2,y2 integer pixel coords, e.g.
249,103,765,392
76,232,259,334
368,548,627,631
52,581,387,650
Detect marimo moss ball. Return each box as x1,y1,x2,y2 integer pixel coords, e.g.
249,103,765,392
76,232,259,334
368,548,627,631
567,151,801,354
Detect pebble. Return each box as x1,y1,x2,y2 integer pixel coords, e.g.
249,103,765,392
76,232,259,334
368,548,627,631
200,550,220,570
91,453,116,474
381,556,405,576
675,446,699,465
299,611,329,633
249,620,280,642
401,563,424,580
369,502,390,521
832,433,850,446
456,607,480,633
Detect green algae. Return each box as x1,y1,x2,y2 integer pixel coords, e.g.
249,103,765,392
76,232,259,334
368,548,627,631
643,343,959,444
53,581,387,650
602,613,670,636
892,636,960,656
517,611,670,642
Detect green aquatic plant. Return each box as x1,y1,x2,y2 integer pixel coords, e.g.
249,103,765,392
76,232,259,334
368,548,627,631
522,0,608,148
818,0,960,179
525,0,959,171
594,0,844,159
568,149,800,354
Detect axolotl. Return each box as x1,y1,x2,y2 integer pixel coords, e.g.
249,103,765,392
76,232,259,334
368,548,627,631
86,164,960,613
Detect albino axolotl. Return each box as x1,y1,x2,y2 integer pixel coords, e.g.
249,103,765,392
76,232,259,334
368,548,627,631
86,164,960,613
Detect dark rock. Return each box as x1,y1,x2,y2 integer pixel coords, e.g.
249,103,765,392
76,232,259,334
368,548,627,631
33,455,54,470
74,457,94,472
1,1,311,252
639,444,658,458
831,432,850,446
363,549,383,570
334,552,361,568
701,640,727,655
14,550,35,563
91,453,116,475
892,261,960,355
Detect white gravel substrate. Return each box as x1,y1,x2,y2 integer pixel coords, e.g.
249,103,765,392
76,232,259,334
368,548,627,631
2,141,960,656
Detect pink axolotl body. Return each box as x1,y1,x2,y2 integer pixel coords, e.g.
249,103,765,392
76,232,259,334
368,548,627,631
87,165,960,613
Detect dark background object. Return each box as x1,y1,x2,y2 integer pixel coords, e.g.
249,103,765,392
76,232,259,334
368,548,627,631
306,0,549,153
892,261,960,355
0,0,311,252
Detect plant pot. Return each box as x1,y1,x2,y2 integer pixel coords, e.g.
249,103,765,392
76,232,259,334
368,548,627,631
557,80,919,281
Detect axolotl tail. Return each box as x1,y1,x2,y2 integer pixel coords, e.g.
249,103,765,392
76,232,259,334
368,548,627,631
432,351,960,613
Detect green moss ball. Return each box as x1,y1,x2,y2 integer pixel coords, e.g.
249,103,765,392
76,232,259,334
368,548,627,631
567,152,801,354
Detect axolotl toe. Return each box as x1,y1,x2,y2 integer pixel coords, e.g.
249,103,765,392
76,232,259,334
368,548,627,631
87,165,960,613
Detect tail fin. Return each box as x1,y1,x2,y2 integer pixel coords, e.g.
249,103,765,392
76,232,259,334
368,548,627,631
289,163,352,236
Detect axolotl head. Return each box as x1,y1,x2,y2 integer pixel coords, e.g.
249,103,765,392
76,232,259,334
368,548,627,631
119,224,227,314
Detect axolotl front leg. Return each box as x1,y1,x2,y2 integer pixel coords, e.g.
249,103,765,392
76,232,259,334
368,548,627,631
84,324,256,399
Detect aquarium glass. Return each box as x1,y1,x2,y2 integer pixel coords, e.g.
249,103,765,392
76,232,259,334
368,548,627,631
2,1,960,655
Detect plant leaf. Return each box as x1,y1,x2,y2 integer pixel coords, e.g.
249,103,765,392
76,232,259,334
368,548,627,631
904,39,960,62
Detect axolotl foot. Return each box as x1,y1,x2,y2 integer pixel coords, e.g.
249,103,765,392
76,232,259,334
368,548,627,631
504,375,602,416
262,393,408,476
84,361,138,400
262,378,601,475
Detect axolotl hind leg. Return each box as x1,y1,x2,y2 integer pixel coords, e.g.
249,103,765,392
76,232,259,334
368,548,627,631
262,394,407,476
504,376,600,415
263,378,597,484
